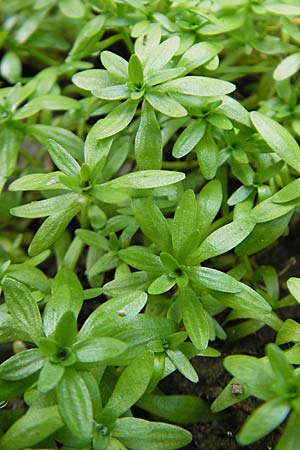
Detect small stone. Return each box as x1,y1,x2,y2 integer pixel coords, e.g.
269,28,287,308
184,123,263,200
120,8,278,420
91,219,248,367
230,382,244,395
118,309,127,316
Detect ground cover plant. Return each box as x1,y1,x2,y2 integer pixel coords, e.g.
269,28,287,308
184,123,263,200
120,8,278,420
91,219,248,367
2,1,300,449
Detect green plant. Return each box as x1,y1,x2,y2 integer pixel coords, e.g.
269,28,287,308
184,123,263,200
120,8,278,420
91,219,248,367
2,1,300,449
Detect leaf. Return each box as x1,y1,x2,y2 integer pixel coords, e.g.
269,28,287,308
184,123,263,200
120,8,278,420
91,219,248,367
275,411,300,450
237,398,290,445
30,94,79,110
27,124,84,162
266,344,294,385
196,128,218,180
102,170,184,190
11,193,84,218
128,54,144,85
0,349,43,381
72,69,113,91
187,267,241,293
265,4,300,16
0,405,63,450
79,291,148,339
38,360,64,393
47,139,81,177
0,127,22,182
145,92,188,117
43,269,83,337
272,179,300,204
101,351,154,420
159,76,235,96
236,214,292,255
68,15,106,61
94,99,138,139
224,355,274,399
194,218,255,263
3,277,43,341
196,179,223,241
172,119,206,158
28,206,81,256
73,337,127,363
137,394,211,424
59,0,85,18
148,274,176,295
144,36,180,75
118,246,164,273
179,287,209,350
172,189,197,259
132,198,172,253
166,349,198,382
177,42,222,73
103,272,153,296
57,369,93,440
101,51,128,80
251,111,300,172
0,51,22,83
251,197,297,223
9,171,66,192
113,417,192,450
135,100,162,169
274,53,300,81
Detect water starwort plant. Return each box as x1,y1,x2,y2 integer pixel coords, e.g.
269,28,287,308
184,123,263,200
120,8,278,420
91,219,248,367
3,1,300,449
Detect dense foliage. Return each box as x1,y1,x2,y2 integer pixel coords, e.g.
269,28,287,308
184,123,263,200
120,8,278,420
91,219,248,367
1,1,300,449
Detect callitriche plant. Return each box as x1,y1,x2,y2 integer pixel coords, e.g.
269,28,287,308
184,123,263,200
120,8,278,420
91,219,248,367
3,1,300,449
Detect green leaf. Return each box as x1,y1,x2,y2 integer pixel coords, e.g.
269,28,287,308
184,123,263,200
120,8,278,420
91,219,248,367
144,36,180,75
38,359,64,393
94,99,138,139
0,127,22,184
179,286,209,350
265,4,300,16
113,417,192,450
43,269,83,337
166,349,198,382
196,129,218,179
272,179,300,203
236,214,292,255
135,100,162,169
196,179,223,241
132,198,172,253
30,94,79,110
118,246,164,273
148,274,176,295
266,344,294,385
103,272,153,296
172,189,197,259
102,170,184,191
145,92,188,117
0,349,43,381
59,0,85,18
0,51,22,83
79,291,147,339
9,171,66,191
101,351,154,420
47,139,81,177
3,277,43,341
251,197,297,223
11,193,84,218
173,119,206,158
57,369,93,440
27,124,84,162
28,206,81,256
0,405,63,450
128,54,144,85
237,398,290,445
101,51,128,80
275,411,300,450
68,15,106,61
224,355,274,399
73,337,127,363
137,394,211,424
287,277,300,303
251,111,300,172
159,76,235,96
72,69,113,91
194,218,255,263
187,267,241,293
274,53,300,81
177,42,222,73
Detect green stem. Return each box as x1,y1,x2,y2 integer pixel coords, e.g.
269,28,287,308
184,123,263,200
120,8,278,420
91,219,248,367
161,160,198,170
